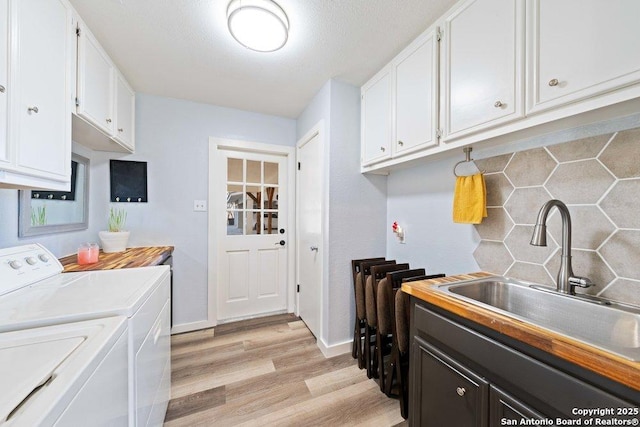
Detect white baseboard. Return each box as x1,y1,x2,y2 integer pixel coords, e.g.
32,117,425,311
171,319,215,335
317,338,353,358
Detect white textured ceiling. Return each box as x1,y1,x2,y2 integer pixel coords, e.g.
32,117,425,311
68,0,456,118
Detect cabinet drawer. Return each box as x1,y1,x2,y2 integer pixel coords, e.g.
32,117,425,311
413,303,636,415
130,274,170,354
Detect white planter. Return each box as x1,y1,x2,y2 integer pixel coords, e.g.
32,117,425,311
99,231,130,253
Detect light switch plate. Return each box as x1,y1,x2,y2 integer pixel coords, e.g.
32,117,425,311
193,200,207,212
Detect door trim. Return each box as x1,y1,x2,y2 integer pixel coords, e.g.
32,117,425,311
295,121,327,345
208,137,296,326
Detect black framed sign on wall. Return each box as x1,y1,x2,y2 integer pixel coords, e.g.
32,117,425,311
110,160,148,203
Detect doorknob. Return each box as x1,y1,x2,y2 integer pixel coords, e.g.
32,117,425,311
275,240,286,246
310,246,318,251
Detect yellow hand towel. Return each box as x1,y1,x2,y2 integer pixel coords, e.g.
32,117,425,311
453,173,487,224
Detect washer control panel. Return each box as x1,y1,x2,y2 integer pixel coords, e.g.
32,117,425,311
0,244,63,296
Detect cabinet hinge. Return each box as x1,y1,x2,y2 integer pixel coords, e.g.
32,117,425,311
75,97,80,107
298,162,301,170
436,29,442,42
76,26,81,37
297,284,300,293
437,129,442,138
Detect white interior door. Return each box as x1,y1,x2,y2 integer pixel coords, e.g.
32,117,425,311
296,131,322,339
216,149,289,322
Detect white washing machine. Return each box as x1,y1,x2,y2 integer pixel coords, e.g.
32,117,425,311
0,316,128,426
0,244,172,427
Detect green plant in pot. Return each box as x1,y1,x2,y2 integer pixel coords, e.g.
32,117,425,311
98,207,130,253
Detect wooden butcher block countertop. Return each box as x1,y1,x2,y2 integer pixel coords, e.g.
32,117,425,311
60,246,174,272
401,271,640,392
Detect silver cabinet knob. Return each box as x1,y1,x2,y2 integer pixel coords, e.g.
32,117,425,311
310,246,318,251
28,106,39,113
0,85,5,93
494,101,503,108
398,140,404,146
548,78,559,87
106,118,112,123
456,387,466,397
380,146,386,152
118,128,124,133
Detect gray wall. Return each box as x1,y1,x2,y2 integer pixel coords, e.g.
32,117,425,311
0,94,297,328
297,79,387,349
386,153,481,275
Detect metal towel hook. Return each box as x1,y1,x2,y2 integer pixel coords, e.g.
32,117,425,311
453,147,485,177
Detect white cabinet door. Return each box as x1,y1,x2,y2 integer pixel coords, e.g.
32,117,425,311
361,68,392,166
77,25,114,135
442,0,524,140
527,0,640,114
0,0,7,165
394,29,439,156
13,0,72,183
114,72,135,150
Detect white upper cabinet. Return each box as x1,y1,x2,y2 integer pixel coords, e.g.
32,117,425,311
442,0,524,140
527,0,640,114
394,29,439,156
0,0,7,166
114,72,135,151
77,27,114,135
0,0,74,190
73,20,135,153
361,67,392,166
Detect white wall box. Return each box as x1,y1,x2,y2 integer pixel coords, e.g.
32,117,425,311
394,29,439,156
361,66,392,166
361,0,640,174
73,19,135,153
442,0,524,140
526,0,640,114
0,0,74,190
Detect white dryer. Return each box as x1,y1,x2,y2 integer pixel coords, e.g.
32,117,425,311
0,244,172,427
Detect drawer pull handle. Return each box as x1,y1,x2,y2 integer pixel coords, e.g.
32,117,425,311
398,140,404,146
456,387,466,397
494,101,503,108
548,78,559,87
28,106,39,114
380,146,386,152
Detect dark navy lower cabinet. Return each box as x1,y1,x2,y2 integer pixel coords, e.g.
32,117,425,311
408,299,638,427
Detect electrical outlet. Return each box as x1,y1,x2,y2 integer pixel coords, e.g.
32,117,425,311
193,200,207,212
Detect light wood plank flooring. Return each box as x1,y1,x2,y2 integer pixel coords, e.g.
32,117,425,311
165,313,407,426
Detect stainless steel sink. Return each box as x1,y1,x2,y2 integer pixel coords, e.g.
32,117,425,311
437,276,640,361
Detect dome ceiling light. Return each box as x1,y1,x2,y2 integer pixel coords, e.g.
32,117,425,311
227,0,289,52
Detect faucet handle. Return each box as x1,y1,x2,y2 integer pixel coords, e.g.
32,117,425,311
569,276,594,288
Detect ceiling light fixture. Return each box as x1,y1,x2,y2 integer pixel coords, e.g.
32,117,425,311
227,0,289,52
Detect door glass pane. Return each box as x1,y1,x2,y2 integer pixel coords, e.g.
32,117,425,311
262,187,278,210
245,211,261,235
264,162,278,185
263,212,278,234
227,158,243,182
226,210,242,235
247,160,261,183
245,185,261,209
